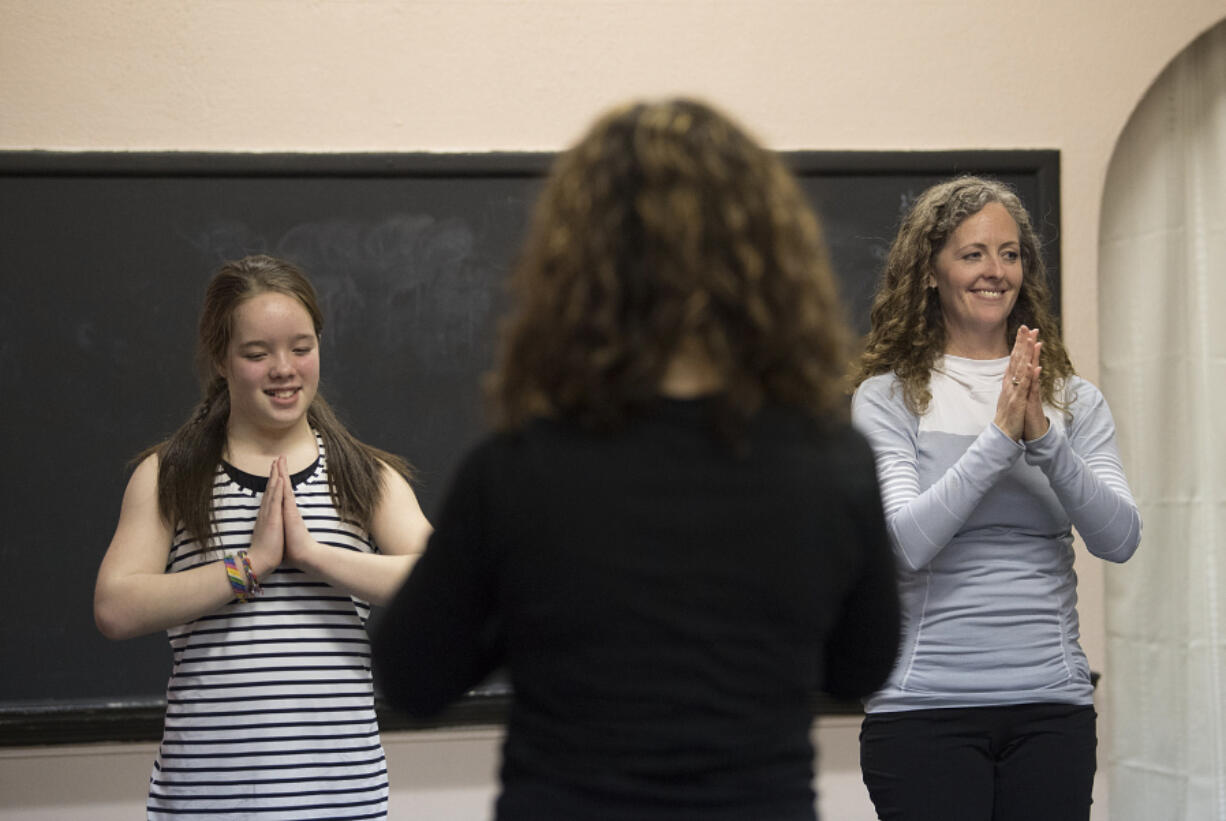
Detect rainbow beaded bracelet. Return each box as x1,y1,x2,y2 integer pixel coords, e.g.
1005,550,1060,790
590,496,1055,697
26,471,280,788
223,551,262,602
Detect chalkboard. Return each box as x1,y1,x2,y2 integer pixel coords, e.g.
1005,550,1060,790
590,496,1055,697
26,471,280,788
0,150,1059,744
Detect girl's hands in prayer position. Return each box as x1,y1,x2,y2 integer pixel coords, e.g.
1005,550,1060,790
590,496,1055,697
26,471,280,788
247,458,286,578
278,456,323,571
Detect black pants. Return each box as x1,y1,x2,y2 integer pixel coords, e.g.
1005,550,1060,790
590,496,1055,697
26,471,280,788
859,702,1097,821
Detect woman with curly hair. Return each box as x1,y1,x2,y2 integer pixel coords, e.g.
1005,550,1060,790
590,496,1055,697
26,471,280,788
849,176,1142,821
373,98,901,820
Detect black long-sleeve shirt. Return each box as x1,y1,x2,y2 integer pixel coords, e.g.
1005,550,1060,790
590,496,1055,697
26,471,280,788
373,398,900,820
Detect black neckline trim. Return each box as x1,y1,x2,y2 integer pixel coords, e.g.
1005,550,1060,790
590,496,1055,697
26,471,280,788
221,457,320,493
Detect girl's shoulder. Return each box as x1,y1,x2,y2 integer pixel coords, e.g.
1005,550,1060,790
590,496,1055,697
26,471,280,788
127,450,162,491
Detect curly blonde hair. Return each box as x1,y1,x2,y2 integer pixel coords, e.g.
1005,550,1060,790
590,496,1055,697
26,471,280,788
489,98,853,436
850,175,1073,415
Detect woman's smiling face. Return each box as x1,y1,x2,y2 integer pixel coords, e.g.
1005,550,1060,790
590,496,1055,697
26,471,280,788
931,201,1023,359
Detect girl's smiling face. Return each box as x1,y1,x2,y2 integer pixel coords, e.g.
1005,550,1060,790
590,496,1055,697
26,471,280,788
218,291,320,433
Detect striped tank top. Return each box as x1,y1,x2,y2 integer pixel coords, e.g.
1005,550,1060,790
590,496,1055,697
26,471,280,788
147,439,389,820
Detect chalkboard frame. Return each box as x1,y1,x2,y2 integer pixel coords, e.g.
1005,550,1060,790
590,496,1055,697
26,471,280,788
0,149,1060,746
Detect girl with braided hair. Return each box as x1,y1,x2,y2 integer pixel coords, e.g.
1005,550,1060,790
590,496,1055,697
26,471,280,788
95,254,432,820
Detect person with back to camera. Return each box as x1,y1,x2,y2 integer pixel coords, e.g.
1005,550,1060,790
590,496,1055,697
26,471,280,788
371,98,902,820
849,176,1142,820
93,254,433,820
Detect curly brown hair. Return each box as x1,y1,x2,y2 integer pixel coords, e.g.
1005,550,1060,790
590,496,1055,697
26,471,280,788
489,98,852,436
850,175,1073,415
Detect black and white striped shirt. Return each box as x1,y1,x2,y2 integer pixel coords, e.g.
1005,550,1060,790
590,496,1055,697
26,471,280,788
148,440,388,820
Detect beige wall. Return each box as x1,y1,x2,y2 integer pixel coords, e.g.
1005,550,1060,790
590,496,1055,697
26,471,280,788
2,1,1221,817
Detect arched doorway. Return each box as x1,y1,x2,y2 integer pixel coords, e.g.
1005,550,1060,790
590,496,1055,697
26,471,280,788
1099,16,1226,821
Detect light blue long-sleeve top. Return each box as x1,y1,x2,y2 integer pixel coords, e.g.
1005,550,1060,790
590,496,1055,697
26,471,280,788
852,355,1142,712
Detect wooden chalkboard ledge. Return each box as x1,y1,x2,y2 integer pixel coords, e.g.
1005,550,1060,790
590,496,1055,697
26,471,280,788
0,685,863,747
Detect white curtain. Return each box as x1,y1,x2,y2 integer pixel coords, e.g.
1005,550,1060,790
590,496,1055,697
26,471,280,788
1099,17,1226,821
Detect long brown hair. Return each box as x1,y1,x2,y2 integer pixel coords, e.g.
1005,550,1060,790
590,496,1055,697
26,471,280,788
489,98,852,436
147,255,411,547
850,175,1073,414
